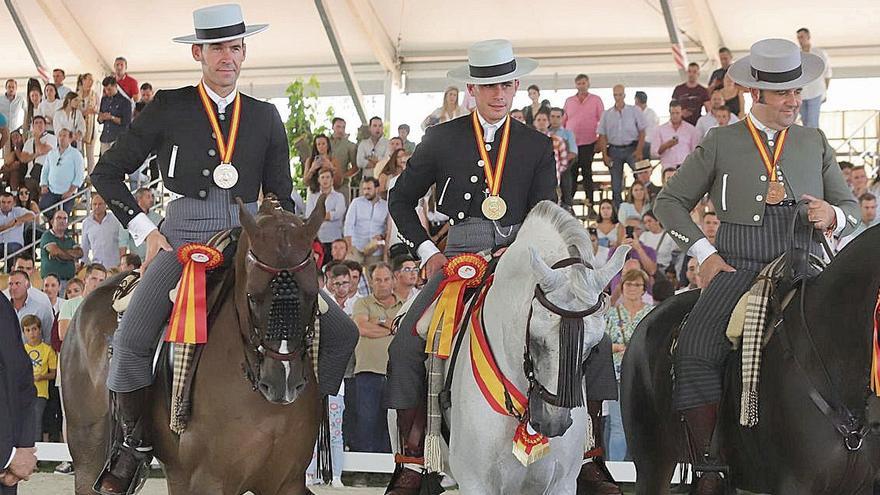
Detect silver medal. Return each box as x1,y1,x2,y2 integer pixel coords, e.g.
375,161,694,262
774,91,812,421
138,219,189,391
213,162,239,189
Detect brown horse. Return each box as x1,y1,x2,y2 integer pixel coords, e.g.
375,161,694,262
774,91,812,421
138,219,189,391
62,198,326,495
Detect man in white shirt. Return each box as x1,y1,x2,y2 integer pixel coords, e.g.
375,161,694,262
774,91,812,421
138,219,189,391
344,178,388,267
7,271,55,343
836,192,877,252
2,256,53,310
52,69,72,99
324,263,355,316
0,79,26,132
356,116,389,179
0,192,34,258
81,193,123,269
796,27,832,128
18,116,57,185
696,89,740,137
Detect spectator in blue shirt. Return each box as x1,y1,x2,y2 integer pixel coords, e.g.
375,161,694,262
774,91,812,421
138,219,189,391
549,107,579,208
97,76,131,155
39,128,84,217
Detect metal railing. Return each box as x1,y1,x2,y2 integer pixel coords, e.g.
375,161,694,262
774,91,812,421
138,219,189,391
825,109,880,169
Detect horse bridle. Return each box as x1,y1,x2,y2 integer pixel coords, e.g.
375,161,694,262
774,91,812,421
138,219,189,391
243,248,315,362
524,256,607,409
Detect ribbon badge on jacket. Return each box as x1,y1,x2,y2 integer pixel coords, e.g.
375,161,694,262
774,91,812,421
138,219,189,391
423,253,488,359
165,244,224,344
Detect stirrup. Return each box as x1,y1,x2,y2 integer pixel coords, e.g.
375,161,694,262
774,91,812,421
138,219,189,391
93,444,152,495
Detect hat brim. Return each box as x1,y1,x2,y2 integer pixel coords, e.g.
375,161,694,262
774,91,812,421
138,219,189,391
633,160,658,173
172,24,269,44
447,57,538,84
727,52,825,90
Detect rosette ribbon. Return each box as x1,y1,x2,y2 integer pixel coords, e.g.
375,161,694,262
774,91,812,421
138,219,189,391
165,244,224,344
423,253,488,359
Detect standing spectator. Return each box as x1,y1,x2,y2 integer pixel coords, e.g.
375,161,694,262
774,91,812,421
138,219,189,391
618,182,651,224
1,130,23,189
329,117,359,204
598,84,647,206
373,136,403,180
57,263,107,342
634,91,659,157
39,210,82,284
21,314,56,443
632,161,662,201
509,108,525,123
118,253,142,273
422,87,466,130
52,69,71,99
696,89,741,137
14,186,39,216
0,79,26,132
39,129,84,215
397,124,416,154
378,148,409,199
700,211,720,245
81,194,123,269
548,107,578,207
75,74,99,172
344,178,388,266
97,76,132,155
41,274,65,315
329,238,349,263
351,262,402,453
23,86,42,138
836,193,877,252
719,74,744,119
36,84,62,133
113,57,139,103
324,263,355,315
124,188,161,260
640,211,679,271
9,257,47,295
7,271,54,342
138,83,153,104
357,116,389,179
595,198,623,248
391,254,419,301
649,101,700,170
796,28,832,129
708,47,734,92
521,84,551,127
303,135,342,199
0,192,34,260
19,116,57,191
672,62,710,126
53,93,86,149
563,74,604,207
63,279,83,300
838,161,854,187
604,268,653,460
850,166,869,198
533,110,569,190
0,291,38,494
306,167,346,265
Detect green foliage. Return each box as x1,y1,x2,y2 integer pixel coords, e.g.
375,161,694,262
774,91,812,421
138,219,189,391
284,77,334,196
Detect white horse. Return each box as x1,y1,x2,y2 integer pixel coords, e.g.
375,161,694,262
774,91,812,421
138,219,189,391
420,201,627,495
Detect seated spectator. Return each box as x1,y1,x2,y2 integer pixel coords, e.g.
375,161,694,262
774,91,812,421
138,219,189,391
53,92,86,149
869,168,880,197
63,278,84,299
397,124,416,154
618,182,651,224
344,259,369,298
377,149,409,199
510,108,525,123
604,268,653,461
81,193,122,269
632,161,661,202
39,129,84,216
21,314,56,443
838,161,854,187
595,199,623,249
305,167,346,266
324,263,355,316
329,238,349,263
119,253,142,272
57,263,107,341
695,89,740,137
391,254,419,301
676,257,702,294
2,131,26,190
14,186,39,215
351,262,402,453
640,211,680,271
3,256,52,310
372,137,404,180
587,226,610,268
421,86,466,130
7,270,54,343
0,191,35,261
651,277,675,303
303,135,342,200
616,217,658,277
20,116,57,190
701,211,720,245
344,178,388,267
649,100,700,170
124,188,161,260
850,166,869,198
36,84,62,132
39,209,83,284
837,193,877,252
533,110,570,188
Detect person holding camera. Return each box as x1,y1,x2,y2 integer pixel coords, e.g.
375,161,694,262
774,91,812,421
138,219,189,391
303,134,342,199
649,100,699,171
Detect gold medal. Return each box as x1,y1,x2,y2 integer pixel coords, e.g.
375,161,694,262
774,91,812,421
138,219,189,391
766,181,785,205
481,195,507,221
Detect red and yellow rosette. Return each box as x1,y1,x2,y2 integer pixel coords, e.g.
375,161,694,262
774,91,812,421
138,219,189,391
871,291,880,396
512,421,550,466
165,244,224,344
423,253,488,359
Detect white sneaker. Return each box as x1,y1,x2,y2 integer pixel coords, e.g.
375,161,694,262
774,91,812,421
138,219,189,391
331,476,345,488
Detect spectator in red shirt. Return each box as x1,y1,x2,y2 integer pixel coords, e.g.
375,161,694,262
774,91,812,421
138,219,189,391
113,57,139,103
562,73,604,208
671,62,709,126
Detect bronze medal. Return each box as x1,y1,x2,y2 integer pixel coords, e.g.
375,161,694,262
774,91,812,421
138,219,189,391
481,195,507,221
766,181,785,205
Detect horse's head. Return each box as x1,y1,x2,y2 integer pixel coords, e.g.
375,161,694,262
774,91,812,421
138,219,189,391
523,245,628,437
236,196,324,404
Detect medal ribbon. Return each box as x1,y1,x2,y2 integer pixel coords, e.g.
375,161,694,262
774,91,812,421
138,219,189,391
471,112,511,196
745,116,788,181
197,82,242,164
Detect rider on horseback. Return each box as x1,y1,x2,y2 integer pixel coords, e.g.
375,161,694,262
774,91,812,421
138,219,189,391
385,39,623,495
654,38,860,494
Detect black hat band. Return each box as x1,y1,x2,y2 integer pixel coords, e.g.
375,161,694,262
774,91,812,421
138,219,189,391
195,22,246,40
469,59,517,79
751,64,803,83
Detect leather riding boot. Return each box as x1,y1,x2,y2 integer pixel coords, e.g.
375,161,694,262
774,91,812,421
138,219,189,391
577,400,622,495
682,403,725,495
96,389,154,495
386,406,427,495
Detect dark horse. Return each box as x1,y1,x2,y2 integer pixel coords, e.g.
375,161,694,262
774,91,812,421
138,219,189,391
622,223,880,494
62,198,326,495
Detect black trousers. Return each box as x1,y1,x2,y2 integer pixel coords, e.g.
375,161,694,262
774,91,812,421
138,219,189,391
567,143,597,206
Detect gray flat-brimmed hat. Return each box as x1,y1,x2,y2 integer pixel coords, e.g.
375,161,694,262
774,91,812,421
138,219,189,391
727,38,825,90
447,39,538,85
173,4,268,44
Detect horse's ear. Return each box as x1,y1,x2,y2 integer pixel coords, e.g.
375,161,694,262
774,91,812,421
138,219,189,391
237,197,258,237
594,245,630,290
530,248,564,292
304,193,327,238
